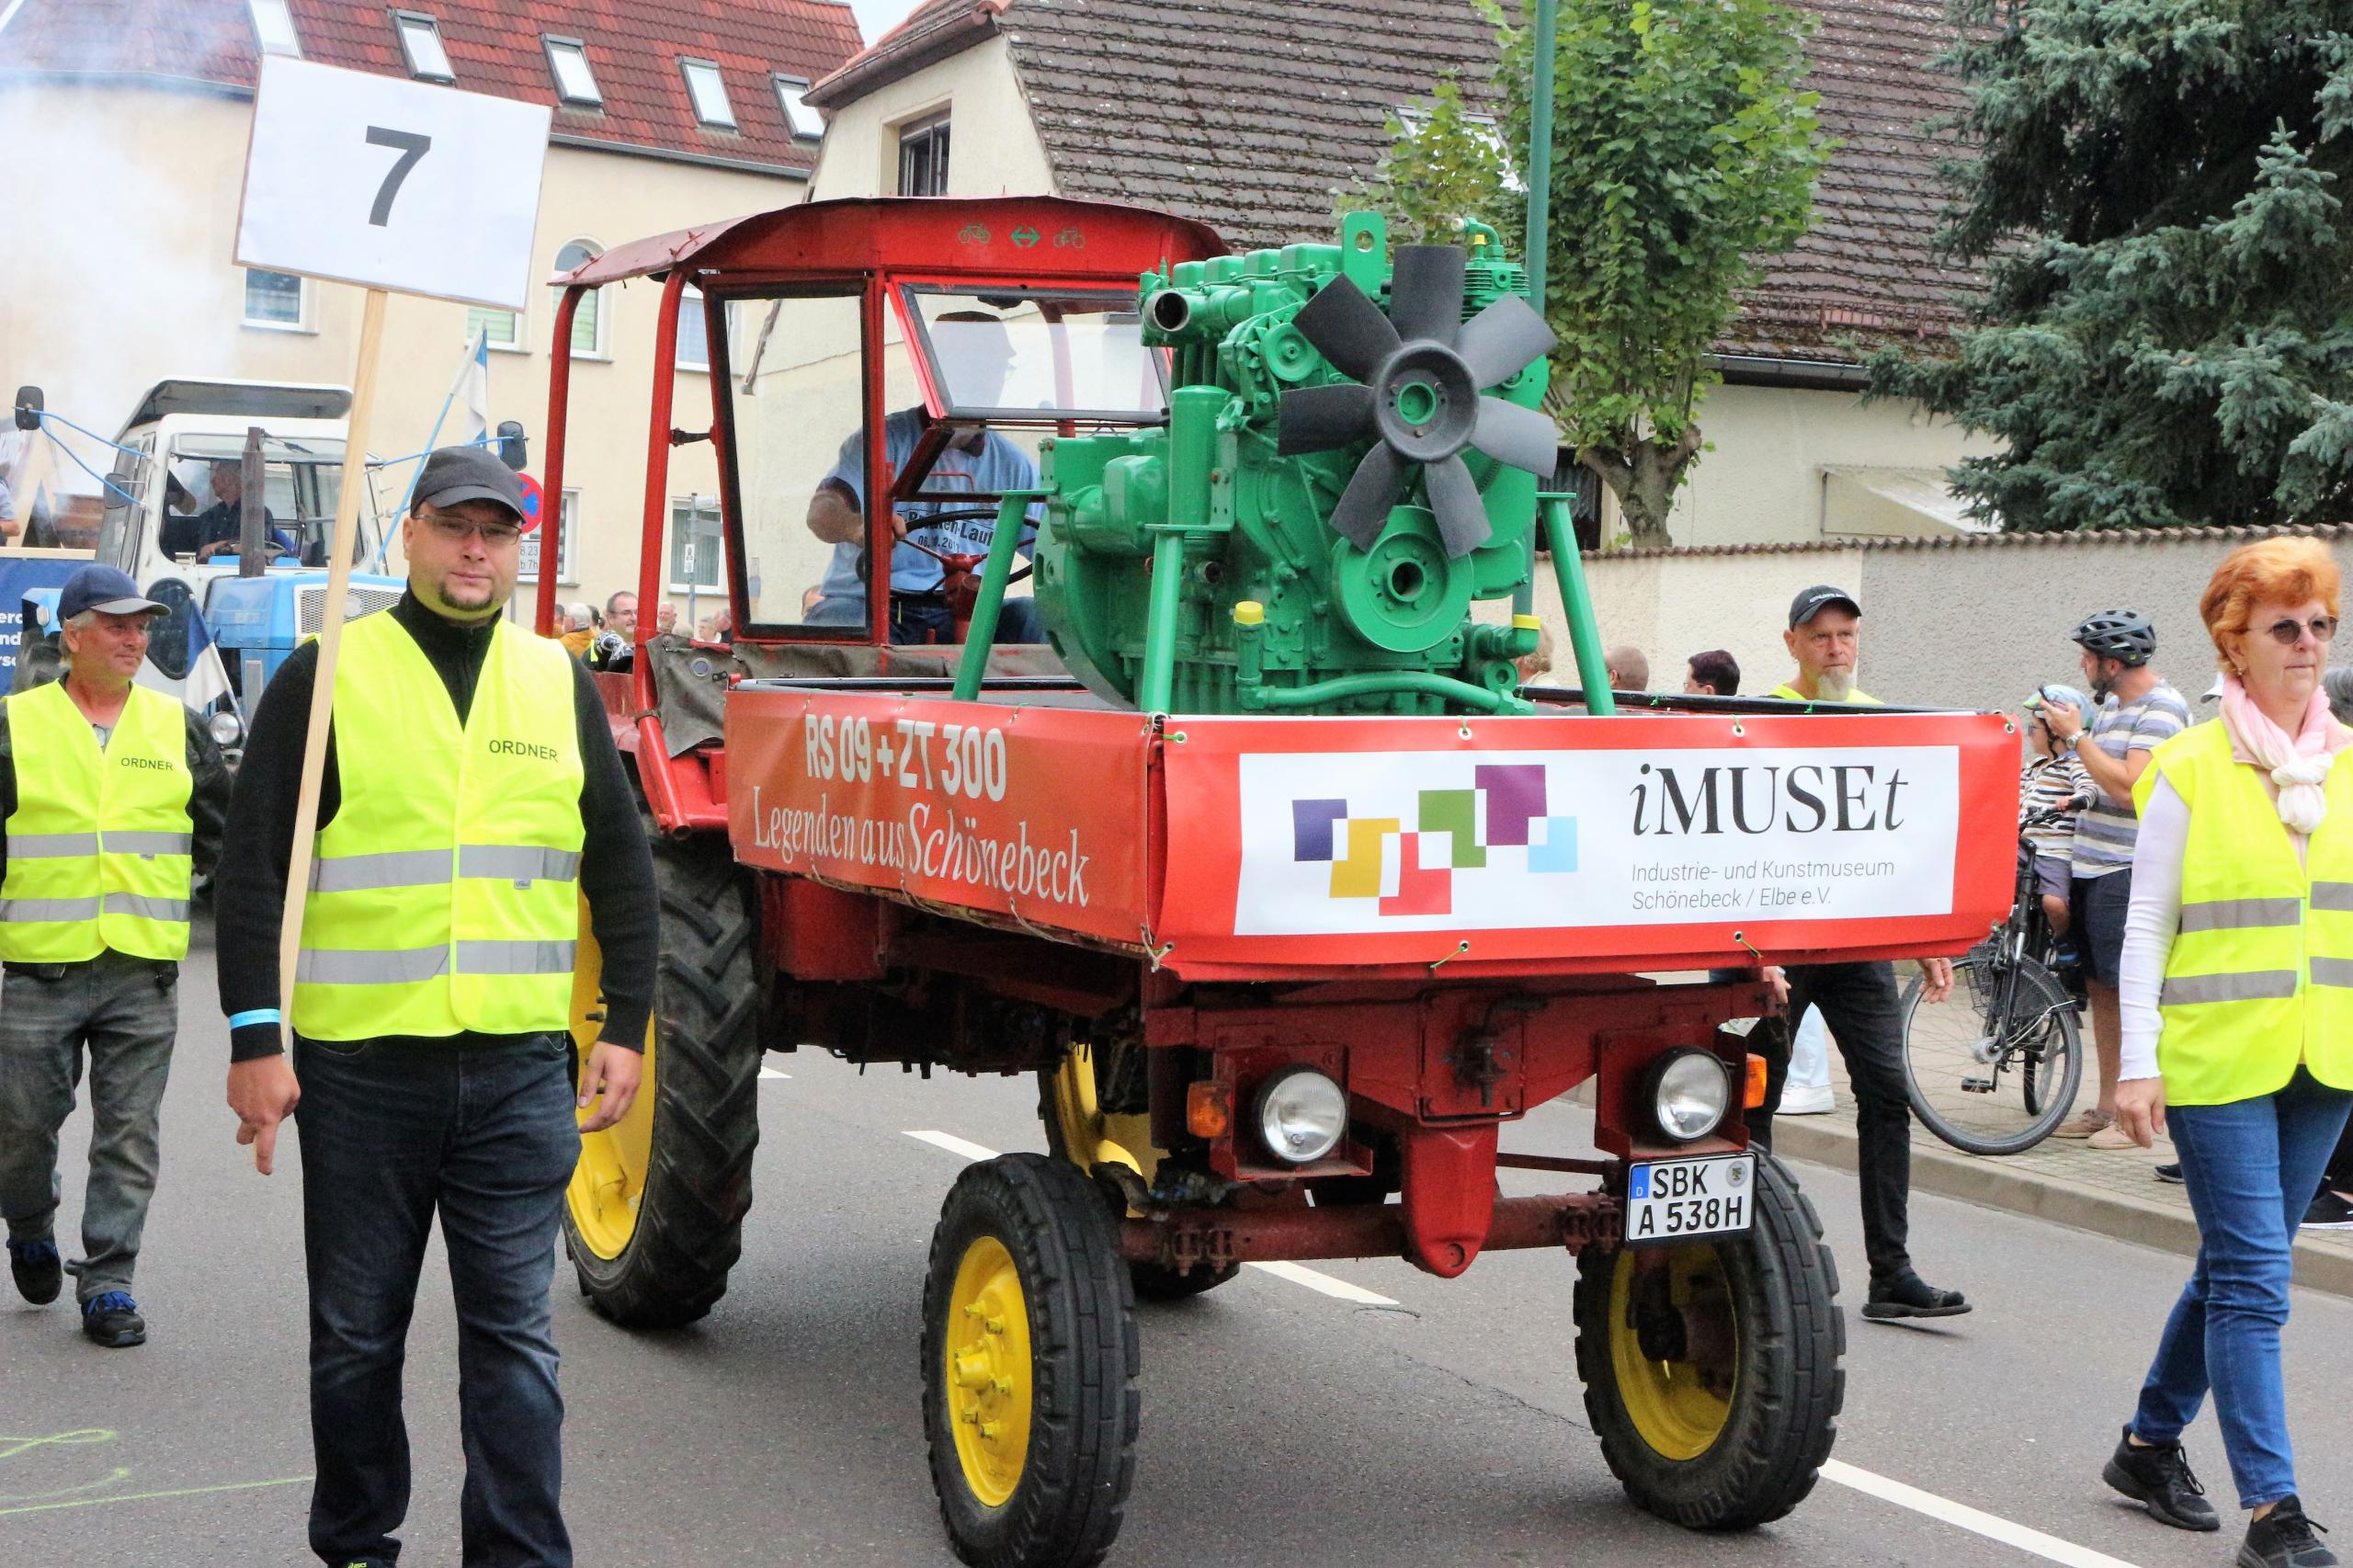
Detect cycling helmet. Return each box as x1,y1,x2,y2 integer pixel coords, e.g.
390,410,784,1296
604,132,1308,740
2071,608,2155,666
2023,683,2089,716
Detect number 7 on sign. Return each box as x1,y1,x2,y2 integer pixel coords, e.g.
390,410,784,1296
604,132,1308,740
364,127,431,227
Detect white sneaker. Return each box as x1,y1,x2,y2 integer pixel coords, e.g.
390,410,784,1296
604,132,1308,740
1778,1082,1836,1115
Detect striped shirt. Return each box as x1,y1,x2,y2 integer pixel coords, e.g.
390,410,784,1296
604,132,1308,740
2019,755,2092,858
2069,679,2192,878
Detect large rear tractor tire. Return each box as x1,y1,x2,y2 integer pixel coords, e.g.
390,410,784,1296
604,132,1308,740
922,1153,1140,1568
561,825,760,1328
1573,1154,1844,1529
1039,1048,1239,1302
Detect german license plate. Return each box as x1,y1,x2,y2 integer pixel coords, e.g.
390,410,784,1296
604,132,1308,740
1625,1154,1755,1244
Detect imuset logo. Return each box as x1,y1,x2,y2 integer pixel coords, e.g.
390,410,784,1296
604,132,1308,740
1290,763,1574,917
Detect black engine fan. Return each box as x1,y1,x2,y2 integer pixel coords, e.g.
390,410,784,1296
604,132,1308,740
1275,245,1561,558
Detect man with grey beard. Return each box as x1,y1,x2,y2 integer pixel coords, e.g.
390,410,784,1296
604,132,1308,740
1771,585,1872,704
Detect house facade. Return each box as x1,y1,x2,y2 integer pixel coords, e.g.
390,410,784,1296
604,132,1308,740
0,0,861,619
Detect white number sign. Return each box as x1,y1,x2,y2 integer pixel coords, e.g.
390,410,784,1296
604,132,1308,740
236,57,551,311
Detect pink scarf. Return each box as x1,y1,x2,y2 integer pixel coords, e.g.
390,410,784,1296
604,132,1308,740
2218,674,2353,833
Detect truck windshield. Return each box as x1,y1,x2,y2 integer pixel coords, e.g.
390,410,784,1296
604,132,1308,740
895,287,1164,424
164,436,370,565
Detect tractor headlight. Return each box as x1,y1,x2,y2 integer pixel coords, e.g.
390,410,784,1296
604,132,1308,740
207,710,244,749
1644,1049,1732,1143
1254,1067,1347,1165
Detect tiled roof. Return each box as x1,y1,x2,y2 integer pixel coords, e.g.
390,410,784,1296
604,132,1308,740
808,0,1973,366
0,0,864,175
1596,524,2353,562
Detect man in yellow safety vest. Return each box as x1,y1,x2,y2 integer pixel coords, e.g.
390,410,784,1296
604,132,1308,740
0,564,231,1348
218,446,657,1568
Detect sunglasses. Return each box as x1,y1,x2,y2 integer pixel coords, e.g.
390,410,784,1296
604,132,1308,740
2260,615,2338,646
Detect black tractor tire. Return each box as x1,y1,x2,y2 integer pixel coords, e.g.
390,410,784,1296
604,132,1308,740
1573,1154,1845,1529
562,825,760,1328
923,1153,1140,1568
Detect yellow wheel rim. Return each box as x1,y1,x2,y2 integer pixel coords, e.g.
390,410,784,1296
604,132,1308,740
945,1234,1033,1507
564,905,656,1260
1048,1046,1156,1182
1608,1247,1737,1461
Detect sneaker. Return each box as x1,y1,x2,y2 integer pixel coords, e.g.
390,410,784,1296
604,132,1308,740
2102,1426,2220,1531
1861,1271,1971,1321
2155,1163,2185,1185
2088,1123,2144,1151
2051,1109,2115,1140
1778,1082,1836,1116
2241,1495,2336,1567
2302,1192,2353,1231
6,1236,61,1305
80,1291,144,1348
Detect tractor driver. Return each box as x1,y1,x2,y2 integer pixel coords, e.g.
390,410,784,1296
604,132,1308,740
802,310,1046,643
160,460,289,563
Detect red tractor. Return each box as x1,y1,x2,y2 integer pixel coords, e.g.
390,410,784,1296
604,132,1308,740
540,194,2017,1568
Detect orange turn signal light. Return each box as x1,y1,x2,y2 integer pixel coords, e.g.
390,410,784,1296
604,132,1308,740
1187,1080,1232,1139
1744,1052,1769,1109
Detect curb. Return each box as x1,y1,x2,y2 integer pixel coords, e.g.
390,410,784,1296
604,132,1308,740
1768,1113,2353,1301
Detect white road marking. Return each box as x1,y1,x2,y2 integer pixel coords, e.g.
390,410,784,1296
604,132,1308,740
758,1066,791,1080
904,1129,1003,1164
1821,1460,2145,1568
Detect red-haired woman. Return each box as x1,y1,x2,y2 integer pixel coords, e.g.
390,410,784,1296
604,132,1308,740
2102,538,2353,1568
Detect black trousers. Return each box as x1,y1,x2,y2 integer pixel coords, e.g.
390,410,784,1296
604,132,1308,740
1745,960,1919,1285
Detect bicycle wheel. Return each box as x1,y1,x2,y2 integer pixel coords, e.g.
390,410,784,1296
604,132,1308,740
1898,954,2083,1156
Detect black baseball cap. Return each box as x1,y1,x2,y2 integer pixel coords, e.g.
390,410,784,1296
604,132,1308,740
58,564,166,621
1789,585,1862,628
415,445,526,521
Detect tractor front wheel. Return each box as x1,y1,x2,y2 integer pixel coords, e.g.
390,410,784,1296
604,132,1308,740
561,824,760,1328
1572,1154,1845,1529
922,1153,1139,1568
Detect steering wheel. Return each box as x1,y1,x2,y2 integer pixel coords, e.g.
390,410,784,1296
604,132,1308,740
856,506,1035,590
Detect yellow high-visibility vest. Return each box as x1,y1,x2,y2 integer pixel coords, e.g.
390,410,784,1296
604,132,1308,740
0,679,194,962
2135,718,2353,1105
292,610,584,1040
1769,683,1881,705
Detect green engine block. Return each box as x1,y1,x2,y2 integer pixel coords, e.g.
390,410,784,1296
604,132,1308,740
1030,211,1565,716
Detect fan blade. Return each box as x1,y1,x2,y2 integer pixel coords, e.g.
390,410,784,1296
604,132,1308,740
1424,453,1493,559
1456,293,1559,390
1470,396,1562,477
1387,245,1467,347
1291,276,1401,382
1329,444,1409,550
1277,383,1378,456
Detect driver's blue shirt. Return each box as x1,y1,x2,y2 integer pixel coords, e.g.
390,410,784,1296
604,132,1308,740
808,409,1040,623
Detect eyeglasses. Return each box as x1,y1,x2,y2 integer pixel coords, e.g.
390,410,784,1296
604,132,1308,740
2263,615,2338,646
420,513,522,548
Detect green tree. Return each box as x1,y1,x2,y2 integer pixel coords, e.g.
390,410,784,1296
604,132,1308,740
1496,0,1829,545
1341,75,1518,247
1870,2,2353,532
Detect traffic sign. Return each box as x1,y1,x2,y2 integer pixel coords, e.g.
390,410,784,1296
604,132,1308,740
515,472,544,528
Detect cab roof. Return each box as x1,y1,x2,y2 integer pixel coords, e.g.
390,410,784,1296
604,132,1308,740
118,380,353,441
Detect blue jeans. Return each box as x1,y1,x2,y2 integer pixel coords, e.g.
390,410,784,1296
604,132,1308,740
295,1033,581,1567
2131,1066,2352,1508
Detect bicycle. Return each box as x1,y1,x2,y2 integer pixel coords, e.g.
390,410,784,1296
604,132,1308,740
1895,809,2086,1155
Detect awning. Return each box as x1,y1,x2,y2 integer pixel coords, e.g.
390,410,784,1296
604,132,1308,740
1820,465,1997,539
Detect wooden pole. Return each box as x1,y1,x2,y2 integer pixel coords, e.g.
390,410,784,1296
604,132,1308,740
275,287,389,1046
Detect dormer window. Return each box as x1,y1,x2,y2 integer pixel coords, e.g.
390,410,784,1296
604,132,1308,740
681,58,735,129
775,75,819,141
544,36,600,107
393,11,454,83
248,0,301,56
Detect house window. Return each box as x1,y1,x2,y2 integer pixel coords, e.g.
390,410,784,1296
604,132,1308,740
466,305,522,353
554,240,605,358
670,494,723,588
248,0,301,55
775,75,818,140
393,11,454,83
897,112,950,196
676,286,710,372
544,36,600,107
681,59,734,128
243,268,307,329
520,490,577,585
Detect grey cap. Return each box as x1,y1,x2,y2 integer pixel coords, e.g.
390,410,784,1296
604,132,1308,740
415,445,526,521
1789,585,1861,628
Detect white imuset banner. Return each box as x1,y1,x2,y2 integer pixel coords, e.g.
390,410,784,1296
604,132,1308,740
235,57,552,310
1233,745,1961,936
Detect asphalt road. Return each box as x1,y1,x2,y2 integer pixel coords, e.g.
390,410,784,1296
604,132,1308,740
6,930,2351,1567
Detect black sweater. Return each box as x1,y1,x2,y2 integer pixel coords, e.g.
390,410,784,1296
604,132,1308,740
215,591,658,1062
